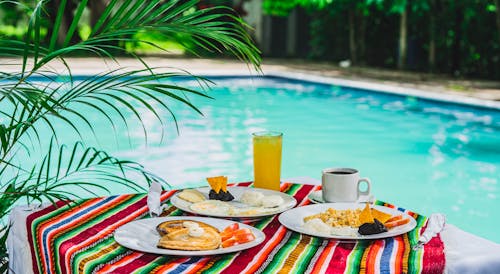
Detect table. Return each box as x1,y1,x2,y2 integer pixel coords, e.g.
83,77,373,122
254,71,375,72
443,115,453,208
7,179,500,273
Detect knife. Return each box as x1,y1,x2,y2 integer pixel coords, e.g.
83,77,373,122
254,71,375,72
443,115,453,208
412,213,446,250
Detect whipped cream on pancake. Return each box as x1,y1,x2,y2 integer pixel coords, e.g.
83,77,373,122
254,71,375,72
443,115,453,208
188,226,205,237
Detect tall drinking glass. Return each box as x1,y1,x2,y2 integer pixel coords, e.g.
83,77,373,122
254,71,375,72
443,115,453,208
252,131,282,191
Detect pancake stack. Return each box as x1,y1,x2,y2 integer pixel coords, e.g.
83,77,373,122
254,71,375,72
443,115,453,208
156,220,221,251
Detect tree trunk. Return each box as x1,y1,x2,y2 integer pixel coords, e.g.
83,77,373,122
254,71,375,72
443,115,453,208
428,0,436,72
451,2,463,75
46,0,78,46
89,0,109,29
397,4,407,70
358,11,366,65
494,0,500,43
348,9,357,65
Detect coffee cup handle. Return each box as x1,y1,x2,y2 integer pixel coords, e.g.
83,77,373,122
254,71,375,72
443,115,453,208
357,178,371,197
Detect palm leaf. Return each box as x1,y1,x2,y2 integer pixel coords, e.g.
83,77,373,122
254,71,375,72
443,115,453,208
0,1,260,269
1,141,167,207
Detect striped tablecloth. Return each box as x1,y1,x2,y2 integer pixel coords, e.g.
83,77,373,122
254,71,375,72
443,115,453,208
26,182,445,274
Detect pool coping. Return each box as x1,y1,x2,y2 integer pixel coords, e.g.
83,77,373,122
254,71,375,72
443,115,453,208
20,69,500,111
194,69,500,111
267,71,500,110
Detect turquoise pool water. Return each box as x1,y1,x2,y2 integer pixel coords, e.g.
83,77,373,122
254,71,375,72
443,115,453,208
15,76,500,242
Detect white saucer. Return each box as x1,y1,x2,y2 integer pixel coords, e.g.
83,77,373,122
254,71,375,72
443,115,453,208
307,190,374,204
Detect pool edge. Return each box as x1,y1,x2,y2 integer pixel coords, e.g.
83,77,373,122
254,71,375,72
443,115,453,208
22,70,500,111
263,71,500,111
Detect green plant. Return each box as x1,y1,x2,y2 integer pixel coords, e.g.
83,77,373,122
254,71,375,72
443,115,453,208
0,0,260,272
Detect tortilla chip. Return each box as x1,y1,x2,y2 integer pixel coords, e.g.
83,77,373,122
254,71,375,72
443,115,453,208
371,208,392,224
359,203,374,224
220,176,228,192
206,176,222,193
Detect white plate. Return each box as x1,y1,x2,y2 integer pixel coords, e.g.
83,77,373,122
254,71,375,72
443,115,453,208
170,186,297,218
307,190,324,203
307,190,375,204
278,203,417,240
114,216,265,256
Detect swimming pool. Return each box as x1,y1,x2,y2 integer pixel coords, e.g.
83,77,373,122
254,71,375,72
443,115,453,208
17,75,500,243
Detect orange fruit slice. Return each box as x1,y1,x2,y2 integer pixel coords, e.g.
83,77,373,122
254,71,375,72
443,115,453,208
385,217,410,229
385,215,403,224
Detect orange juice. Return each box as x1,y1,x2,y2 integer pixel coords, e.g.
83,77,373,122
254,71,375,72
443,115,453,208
253,132,282,191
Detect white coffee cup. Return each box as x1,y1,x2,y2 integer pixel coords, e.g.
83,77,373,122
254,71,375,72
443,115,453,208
322,168,371,203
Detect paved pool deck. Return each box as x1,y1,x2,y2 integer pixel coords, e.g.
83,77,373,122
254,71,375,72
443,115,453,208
2,57,500,107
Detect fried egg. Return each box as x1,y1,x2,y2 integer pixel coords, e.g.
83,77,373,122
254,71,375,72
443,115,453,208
190,200,231,215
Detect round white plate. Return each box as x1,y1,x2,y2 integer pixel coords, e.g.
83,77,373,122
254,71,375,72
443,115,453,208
307,190,375,204
170,186,297,218
307,190,324,203
278,203,417,240
114,216,265,256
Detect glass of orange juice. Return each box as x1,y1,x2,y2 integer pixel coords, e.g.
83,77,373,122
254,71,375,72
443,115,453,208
252,131,282,191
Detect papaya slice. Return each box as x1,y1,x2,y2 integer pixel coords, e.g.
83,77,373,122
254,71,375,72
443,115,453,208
385,215,403,224
385,217,410,229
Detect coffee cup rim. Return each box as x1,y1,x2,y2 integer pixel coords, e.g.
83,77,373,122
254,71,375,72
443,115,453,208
322,168,359,175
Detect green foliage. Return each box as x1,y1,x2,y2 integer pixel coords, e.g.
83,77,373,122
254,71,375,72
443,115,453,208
263,0,499,79
263,0,299,16
0,0,260,271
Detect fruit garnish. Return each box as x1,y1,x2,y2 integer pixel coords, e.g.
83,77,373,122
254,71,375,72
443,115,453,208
220,223,255,247
221,232,233,241
223,223,239,233
385,217,410,229
385,215,403,224
222,238,237,248
234,228,252,236
235,232,256,244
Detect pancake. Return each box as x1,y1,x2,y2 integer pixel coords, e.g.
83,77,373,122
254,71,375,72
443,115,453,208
157,221,221,251
156,220,218,236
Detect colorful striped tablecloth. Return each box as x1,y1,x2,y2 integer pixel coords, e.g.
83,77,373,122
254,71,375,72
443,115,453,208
26,182,445,274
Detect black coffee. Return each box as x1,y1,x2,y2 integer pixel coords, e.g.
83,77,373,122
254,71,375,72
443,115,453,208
328,171,355,175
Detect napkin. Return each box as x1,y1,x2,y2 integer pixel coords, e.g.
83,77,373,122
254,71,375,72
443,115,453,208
147,181,167,217
414,213,446,249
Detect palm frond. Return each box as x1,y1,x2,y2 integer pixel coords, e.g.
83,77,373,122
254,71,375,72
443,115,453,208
0,1,261,268
0,0,261,72
0,140,167,207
